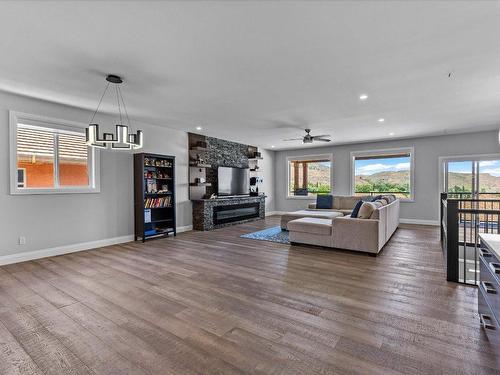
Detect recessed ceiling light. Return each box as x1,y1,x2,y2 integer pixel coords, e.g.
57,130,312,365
378,118,385,123
389,132,395,136
271,145,275,148
196,126,202,130
359,94,368,100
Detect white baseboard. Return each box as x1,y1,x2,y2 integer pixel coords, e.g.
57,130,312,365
0,235,134,266
177,225,193,233
399,218,440,226
265,211,283,216
0,224,193,266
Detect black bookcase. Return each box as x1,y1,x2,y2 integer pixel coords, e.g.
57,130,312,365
134,153,176,242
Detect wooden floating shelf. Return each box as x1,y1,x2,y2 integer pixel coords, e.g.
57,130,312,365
189,164,212,168
145,192,172,196
144,177,172,180
248,157,263,161
190,182,212,187
189,147,209,152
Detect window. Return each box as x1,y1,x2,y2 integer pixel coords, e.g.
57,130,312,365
287,154,332,198
351,148,414,200
10,111,100,194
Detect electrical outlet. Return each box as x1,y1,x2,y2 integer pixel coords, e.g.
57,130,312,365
18,236,26,245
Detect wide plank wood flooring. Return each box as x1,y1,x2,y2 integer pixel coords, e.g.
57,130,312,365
0,216,499,374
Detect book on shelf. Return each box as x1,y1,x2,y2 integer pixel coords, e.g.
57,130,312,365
144,209,152,223
144,196,172,208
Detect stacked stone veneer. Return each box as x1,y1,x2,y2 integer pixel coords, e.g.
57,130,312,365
202,136,250,196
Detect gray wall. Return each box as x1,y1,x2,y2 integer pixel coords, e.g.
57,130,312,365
0,91,276,258
274,130,500,222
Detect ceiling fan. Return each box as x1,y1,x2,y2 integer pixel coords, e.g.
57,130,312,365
283,129,331,144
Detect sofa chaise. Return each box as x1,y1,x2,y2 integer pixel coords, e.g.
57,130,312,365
280,195,371,230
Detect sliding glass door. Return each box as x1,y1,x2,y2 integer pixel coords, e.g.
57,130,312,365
441,156,500,283
443,158,500,198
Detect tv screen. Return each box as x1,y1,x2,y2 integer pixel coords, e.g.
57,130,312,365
218,167,249,196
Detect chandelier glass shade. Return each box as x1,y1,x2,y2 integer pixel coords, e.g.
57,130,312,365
85,75,143,150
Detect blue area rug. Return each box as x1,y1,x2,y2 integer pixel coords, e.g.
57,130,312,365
240,226,290,244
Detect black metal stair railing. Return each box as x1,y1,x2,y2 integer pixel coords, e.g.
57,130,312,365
441,193,500,285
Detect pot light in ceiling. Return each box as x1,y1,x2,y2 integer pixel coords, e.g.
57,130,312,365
378,118,385,123
86,75,143,150
389,132,395,136
359,94,368,100
196,126,202,131
271,145,275,148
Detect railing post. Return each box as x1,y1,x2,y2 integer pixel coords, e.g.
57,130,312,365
446,199,459,282
440,193,447,242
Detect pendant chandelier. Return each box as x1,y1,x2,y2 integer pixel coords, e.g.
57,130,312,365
86,74,143,150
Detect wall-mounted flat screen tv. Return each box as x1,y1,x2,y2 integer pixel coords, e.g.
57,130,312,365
218,167,249,196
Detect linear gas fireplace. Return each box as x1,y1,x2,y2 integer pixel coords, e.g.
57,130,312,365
214,202,260,225
192,195,266,230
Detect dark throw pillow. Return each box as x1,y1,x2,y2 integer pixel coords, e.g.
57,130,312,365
351,200,364,218
371,195,383,202
316,194,333,209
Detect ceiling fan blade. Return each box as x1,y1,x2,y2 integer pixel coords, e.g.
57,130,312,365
282,137,304,141
311,135,331,139
314,138,331,142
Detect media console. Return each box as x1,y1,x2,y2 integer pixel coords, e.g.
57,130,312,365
192,195,266,231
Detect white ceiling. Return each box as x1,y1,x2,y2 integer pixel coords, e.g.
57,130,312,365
1,1,500,150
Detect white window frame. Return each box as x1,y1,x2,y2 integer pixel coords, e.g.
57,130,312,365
350,147,415,202
9,111,101,195
286,153,333,200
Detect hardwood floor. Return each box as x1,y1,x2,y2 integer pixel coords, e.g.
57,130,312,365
0,216,498,374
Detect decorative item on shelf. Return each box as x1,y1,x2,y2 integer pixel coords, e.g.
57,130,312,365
249,185,259,196
250,165,260,172
86,75,143,150
144,170,170,179
192,153,206,165
146,180,157,193
194,177,206,184
158,184,169,193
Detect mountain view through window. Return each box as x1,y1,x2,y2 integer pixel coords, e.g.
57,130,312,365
354,153,411,198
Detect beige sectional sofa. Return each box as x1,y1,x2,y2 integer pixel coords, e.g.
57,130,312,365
307,195,371,215
280,195,370,230
287,195,400,254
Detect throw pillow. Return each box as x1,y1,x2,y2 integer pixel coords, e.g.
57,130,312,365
351,200,364,218
316,194,333,209
370,195,383,202
357,202,376,219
